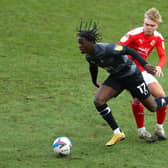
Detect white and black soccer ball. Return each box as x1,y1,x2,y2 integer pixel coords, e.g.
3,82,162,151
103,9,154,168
52,137,72,156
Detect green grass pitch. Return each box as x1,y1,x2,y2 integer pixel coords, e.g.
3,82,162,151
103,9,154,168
0,0,168,167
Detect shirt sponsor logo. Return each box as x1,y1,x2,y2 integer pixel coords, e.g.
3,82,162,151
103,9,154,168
137,48,150,56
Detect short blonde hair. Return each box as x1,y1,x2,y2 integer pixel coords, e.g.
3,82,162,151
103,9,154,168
144,8,162,23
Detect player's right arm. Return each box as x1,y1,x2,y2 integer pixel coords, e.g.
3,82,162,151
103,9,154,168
118,32,133,45
89,63,100,88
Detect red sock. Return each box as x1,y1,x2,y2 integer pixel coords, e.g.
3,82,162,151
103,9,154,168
156,106,167,125
132,103,144,128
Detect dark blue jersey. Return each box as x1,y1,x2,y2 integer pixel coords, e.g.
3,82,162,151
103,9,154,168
85,43,144,78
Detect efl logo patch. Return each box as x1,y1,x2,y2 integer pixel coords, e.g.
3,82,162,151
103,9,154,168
114,45,123,51
162,42,165,49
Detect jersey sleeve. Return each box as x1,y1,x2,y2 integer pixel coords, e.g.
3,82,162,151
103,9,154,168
156,39,167,68
108,44,127,55
125,47,147,67
118,33,133,45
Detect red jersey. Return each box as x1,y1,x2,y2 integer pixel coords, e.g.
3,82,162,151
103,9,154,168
118,27,166,71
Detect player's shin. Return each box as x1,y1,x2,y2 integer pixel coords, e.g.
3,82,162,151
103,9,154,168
156,106,167,124
132,102,145,128
95,104,120,132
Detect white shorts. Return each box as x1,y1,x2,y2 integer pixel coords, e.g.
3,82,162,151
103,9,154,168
141,71,158,85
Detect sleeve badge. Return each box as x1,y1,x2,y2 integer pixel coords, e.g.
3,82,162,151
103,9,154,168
162,42,165,49
114,44,123,51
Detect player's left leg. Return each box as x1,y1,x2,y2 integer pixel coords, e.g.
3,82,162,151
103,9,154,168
126,71,154,141
127,71,167,142
131,98,152,140
147,81,167,140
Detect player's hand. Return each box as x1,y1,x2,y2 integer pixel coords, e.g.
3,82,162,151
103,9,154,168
144,64,157,75
94,82,101,88
155,66,164,77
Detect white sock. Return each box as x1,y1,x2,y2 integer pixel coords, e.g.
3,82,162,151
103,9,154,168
138,127,146,133
156,124,163,129
113,128,121,134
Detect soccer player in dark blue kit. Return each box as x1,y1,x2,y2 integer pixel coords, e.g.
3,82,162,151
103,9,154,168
77,20,168,146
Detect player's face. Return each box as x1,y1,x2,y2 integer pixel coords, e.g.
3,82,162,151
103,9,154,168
78,37,94,54
143,18,158,36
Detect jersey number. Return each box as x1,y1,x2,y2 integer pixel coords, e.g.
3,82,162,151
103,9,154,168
137,82,148,95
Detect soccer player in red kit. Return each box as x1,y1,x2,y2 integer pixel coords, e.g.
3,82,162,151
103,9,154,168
118,8,167,141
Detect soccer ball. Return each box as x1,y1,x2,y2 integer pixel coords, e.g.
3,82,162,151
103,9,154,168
52,136,72,156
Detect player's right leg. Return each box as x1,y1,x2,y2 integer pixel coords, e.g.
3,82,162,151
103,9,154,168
94,78,125,146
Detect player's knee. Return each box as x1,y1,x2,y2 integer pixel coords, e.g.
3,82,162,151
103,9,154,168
147,104,157,112
132,98,142,105
93,96,106,106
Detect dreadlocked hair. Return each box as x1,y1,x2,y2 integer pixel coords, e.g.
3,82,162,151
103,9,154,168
77,20,102,42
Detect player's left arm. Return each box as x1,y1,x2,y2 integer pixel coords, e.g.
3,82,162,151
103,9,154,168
155,40,167,77
125,46,156,75
112,44,156,74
